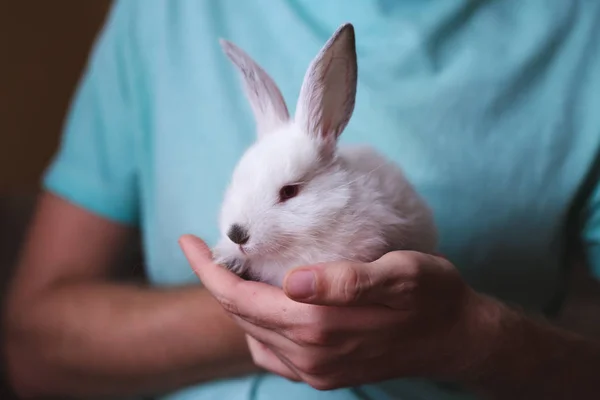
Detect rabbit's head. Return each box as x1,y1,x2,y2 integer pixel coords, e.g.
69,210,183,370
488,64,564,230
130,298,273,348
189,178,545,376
216,24,358,270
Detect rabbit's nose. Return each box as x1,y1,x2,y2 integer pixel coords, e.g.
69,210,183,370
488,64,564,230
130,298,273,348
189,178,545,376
227,224,250,245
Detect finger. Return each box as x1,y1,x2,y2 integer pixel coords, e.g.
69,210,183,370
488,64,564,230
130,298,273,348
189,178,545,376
179,234,236,284
179,234,269,312
179,234,249,312
179,235,395,332
233,314,295,349
179,234,240,289
282,251,448,308
180,235,318,329
246,335,301,382
238,319,307,380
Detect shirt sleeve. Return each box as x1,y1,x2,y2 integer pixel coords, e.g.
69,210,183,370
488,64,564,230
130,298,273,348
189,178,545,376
582,173,600,280
42,1,141,225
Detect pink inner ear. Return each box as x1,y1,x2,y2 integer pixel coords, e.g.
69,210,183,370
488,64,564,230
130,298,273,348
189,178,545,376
320,51,355,142
295,23,357,146
322,121,332,139
318,56,335,140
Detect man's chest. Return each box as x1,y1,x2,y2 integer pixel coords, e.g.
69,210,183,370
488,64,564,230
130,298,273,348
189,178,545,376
133,4,599,310
139,75,590,296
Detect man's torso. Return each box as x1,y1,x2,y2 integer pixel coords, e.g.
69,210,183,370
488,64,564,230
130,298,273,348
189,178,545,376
117,1,600,398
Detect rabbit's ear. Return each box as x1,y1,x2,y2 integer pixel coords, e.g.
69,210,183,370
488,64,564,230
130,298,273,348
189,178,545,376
220,39,290,138
294,23,357,151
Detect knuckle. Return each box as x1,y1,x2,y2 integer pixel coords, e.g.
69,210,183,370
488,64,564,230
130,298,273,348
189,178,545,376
338,266,366,303
436,256,455,272
217,296,241,316
380,251,415,273
295,327,332,347
402,254,422,278
380,250,408,264
295,357,328,376
383,251,421,275
292,311,337,346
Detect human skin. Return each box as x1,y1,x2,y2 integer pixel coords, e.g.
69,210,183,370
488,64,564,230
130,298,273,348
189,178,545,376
181,234,600,399
3,193,259,398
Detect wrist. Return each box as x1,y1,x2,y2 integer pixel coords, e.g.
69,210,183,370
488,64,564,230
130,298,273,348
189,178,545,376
448,290,514,384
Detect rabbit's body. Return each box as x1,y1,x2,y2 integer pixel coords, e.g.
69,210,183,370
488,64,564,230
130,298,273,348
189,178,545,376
245,143,436,287
213,24,437,287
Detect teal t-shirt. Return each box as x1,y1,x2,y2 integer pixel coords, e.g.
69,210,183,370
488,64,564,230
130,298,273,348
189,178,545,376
43,1,600,399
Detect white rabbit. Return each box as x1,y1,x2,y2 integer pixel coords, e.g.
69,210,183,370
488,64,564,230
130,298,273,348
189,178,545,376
213,23,437,288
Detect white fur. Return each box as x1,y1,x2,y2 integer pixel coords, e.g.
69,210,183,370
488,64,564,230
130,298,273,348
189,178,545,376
214,24,437,287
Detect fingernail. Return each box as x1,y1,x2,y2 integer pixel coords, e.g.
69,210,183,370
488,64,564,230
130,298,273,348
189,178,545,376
286,270,315,299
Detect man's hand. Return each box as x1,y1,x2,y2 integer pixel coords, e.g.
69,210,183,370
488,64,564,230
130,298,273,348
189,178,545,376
179,234,489,390
182,234,600,398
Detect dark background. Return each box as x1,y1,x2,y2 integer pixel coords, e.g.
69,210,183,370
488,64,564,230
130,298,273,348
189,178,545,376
0,1,598,398
0,1,111,397
0,1,111,192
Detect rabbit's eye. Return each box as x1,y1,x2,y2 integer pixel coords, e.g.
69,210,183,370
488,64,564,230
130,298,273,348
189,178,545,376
279,184,300,202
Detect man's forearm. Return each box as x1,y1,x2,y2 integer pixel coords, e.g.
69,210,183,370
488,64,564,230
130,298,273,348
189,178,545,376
5,281,258,398
462,294,600,399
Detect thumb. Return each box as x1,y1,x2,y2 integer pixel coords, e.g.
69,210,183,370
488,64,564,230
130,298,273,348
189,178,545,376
282,260,394,307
